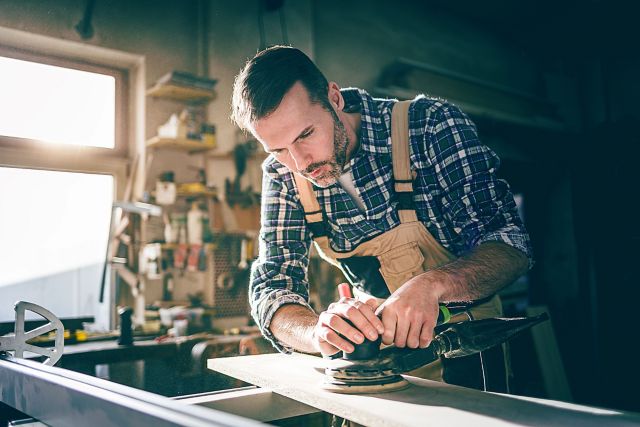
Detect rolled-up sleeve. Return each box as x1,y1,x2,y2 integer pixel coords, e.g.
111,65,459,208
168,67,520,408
426,103,534,267
249,160,314,353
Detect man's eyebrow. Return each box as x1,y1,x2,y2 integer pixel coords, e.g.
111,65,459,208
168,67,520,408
291,125,313,144
265,125,314,154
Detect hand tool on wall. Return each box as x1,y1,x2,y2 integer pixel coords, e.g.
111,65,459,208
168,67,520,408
324,286,549,394
0,301,64,366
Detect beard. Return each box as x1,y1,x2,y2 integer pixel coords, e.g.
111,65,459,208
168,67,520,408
301,110,350,188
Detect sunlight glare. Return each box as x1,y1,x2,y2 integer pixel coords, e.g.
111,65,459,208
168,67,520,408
0,56,115,148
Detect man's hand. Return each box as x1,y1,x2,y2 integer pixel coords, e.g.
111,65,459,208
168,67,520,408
375,242,529,349
312,294,384,356
376,272,444,349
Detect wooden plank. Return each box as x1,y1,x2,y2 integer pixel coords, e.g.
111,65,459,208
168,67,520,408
526,305,573,402
208,353,640,427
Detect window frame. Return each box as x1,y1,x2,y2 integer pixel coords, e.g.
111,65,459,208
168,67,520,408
0,25,147,329
0,45,128,158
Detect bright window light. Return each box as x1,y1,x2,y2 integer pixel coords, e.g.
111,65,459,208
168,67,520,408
0,167,113,321
0,56,115,148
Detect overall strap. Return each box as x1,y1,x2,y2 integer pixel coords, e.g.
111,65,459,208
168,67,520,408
293,172,327,238
391,100,418,223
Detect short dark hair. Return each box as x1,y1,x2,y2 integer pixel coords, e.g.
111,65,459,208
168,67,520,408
231,45,331,131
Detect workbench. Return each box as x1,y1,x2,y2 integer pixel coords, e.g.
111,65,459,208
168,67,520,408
208,353,640,427
48,334,253,396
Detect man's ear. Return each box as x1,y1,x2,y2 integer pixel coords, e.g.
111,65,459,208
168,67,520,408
327,81,344,111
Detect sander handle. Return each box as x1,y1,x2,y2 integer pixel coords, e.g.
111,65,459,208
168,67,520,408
382,313,550,374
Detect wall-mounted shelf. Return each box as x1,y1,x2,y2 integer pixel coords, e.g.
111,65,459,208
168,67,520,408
151,188,218,199
176,189,218,198
160,242,217,251
207,151,270,160
146,136,216,153
146,83,215,103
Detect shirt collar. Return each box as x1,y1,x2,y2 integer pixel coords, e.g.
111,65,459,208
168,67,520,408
340,87,392,155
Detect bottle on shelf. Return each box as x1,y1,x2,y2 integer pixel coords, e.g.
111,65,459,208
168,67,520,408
156,171,176,206
187,202,204,245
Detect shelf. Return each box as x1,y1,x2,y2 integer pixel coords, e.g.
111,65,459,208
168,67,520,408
207,151,270,160
150,187,218,200
373,85,566,132
160,242,217,251
176,189,218,198
146,83,215,103
146,136,216,153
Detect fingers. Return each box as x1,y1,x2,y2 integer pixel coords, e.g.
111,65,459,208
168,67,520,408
358,302,385,337
378,306,437,348
406,321,422,349
315,325,355,354
320,311,364,345
328,299,383,341
379,308,396,345
419,322,435,348
394,315,411,348
313,298,385,356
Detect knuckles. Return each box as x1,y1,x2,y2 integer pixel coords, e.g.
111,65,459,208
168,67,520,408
344,306,358,318
326,315,342,329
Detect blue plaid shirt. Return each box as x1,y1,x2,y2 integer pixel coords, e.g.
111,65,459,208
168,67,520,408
250,88,532,352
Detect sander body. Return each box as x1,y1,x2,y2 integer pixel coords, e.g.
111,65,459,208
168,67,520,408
322,313,548,394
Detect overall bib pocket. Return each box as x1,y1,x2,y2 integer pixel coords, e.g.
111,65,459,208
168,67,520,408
378,241,425,293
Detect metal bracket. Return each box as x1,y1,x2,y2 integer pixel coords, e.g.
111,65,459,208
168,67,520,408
0,301,64,366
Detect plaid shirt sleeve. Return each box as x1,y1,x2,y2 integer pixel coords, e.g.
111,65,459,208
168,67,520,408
425,102,534,267
249,160,314,353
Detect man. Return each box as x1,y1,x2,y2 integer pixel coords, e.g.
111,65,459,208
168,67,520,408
231,45,532,391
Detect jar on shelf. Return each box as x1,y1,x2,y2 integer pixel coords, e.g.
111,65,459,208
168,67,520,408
155,170,176,205
187,202,204,245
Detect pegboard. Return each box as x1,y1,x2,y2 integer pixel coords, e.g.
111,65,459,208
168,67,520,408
211,235,250,317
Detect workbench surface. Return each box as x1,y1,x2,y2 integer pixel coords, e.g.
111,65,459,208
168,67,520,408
209,353,640,427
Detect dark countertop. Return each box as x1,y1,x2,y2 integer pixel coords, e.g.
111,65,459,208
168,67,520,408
36,333,252,368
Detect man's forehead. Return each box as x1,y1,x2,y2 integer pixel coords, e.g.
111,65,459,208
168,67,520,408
252,84,318,148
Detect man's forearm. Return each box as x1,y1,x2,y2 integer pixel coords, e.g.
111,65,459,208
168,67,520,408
430,241,529,302
269,304,319,354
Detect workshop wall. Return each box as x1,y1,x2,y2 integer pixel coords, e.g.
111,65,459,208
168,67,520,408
313,0,540,96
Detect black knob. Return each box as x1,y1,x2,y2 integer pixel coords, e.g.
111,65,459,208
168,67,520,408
341,318,382,360
118,306,133,346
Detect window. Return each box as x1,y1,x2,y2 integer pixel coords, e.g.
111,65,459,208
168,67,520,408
0,37,134,325
0,55,115,149
0,167,113,322
0,47,127,156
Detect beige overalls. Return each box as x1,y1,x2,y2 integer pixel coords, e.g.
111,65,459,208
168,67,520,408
293,100,509,391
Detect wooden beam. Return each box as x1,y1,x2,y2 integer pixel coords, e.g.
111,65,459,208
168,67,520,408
209,353,640,427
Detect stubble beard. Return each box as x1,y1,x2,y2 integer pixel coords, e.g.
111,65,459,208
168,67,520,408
302,111,349,188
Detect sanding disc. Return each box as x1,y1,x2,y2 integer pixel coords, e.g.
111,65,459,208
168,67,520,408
321,376,410,394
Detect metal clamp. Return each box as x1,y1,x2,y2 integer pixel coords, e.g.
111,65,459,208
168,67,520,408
0,301,64,366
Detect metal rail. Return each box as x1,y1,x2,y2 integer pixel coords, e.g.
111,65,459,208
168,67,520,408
0,355,262,427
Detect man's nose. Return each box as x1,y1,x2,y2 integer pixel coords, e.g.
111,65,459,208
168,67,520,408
289,145,312,172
